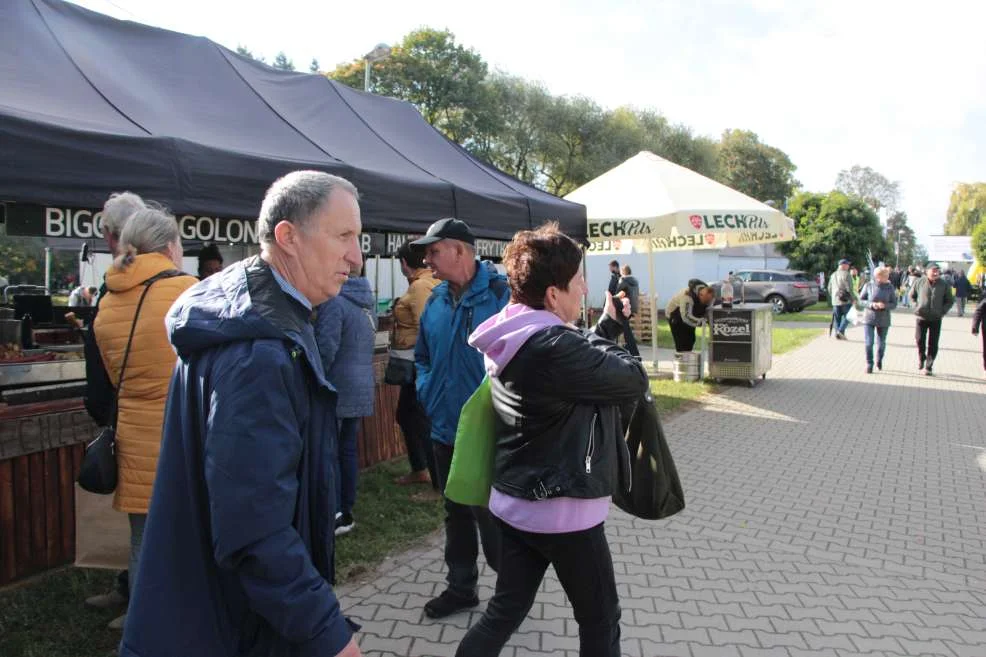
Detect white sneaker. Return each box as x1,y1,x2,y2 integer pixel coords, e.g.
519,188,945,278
85,590,127,609
107,613,127,631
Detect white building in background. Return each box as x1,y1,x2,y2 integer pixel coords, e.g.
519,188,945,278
585,244,789,311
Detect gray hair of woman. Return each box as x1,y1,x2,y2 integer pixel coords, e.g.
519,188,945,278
115,207,183,269
101,191,146,241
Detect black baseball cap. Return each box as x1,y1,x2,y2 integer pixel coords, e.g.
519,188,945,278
410,218,475,246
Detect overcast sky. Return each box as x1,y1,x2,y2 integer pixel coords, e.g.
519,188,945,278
70,0,986,245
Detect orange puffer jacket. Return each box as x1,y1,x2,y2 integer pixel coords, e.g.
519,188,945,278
94,253,197,514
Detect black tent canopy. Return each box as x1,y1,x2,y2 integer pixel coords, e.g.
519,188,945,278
0,0,585,240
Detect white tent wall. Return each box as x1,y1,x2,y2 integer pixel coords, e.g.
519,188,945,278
585,249,720,311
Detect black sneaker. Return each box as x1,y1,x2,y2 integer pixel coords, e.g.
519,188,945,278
423,589,479,619
866,365,873,374
876,360,883,371
334,513,355,536
919,358,925,371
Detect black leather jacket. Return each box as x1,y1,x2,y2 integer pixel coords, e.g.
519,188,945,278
490,314,649,501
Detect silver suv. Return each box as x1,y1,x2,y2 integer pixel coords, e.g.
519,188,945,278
714,269,820,314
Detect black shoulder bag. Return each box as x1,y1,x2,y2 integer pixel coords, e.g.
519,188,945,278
613,391,686,520
78,270,183,494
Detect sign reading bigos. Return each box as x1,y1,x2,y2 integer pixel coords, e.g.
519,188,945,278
3,203,260,245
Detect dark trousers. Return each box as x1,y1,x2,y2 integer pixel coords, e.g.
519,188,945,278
433,442,501,597
833,303,852,335
336,418,360,516
915,317,942,362
620,315,640,356
981,331,986,370
396,383,437,487
669,318,697,352
455,519,621,657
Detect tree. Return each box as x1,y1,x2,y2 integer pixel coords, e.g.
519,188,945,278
329,29,489,143
972,221,986,267
835,165,899,214
885,211,919,267
235,45,265,64
715,129,799,205
272,51,295,71
943,182,986,235
309,58,320,74
0,235,79,290
778,191,885,275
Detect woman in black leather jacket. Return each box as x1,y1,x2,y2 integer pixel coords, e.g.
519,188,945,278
459,223,649,657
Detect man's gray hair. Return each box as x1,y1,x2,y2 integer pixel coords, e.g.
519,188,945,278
116,207,180,266
258,171,358,245
101,191,146,239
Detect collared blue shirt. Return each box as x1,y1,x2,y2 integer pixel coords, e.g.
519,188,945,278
269,263,313,312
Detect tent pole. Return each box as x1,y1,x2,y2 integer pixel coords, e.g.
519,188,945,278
647,238,657,372
44,247,52,292
581,246,589,327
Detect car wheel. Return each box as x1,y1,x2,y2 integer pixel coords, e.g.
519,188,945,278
766,294,787,314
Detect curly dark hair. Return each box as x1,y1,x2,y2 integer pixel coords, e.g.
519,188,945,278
501,222,582,309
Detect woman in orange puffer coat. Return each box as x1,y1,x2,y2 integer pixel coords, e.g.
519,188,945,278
94,207,197,629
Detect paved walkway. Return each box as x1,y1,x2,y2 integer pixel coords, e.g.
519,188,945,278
340,311,986,657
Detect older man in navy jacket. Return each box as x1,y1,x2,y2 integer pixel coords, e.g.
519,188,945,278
120,171,364,657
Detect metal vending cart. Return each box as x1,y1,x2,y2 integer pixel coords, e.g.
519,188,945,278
706,303,773,386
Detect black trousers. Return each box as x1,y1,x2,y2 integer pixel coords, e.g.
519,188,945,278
396,382,437,487
619,315,640,357
915,317,942,362
433,442,501,597
455,519,621,657
669,318,697,352
981,331,986,370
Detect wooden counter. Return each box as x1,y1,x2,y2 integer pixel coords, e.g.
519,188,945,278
0,350,408,586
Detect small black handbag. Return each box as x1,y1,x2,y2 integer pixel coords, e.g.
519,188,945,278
384,349,415,386
613,391,686,520
77,270,180,495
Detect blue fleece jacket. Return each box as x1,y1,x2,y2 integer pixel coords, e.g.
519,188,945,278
119,256,352,657
415,260,509,445
315,276,377,418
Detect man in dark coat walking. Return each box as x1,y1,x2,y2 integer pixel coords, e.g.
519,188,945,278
120,172,365,657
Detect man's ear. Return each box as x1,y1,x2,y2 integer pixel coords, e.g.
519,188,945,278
273,220,299,256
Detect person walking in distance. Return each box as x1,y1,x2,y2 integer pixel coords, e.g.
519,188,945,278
615,265,641,357
828,259,855,340
954,270,972,317
972,294,986,378
859,266,897,374
412,218,510,618
607,260,620,297
909,263,954,375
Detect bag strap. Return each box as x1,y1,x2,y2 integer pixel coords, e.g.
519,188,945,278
108,269,185,427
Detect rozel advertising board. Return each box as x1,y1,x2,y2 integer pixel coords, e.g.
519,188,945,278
710,310,752,363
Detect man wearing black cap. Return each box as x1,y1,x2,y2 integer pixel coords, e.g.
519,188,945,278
828,258,856,340
411,218,509,618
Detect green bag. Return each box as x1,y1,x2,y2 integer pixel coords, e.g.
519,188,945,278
445,376,497,507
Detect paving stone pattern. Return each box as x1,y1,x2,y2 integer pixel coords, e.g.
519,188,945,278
339,312,986,656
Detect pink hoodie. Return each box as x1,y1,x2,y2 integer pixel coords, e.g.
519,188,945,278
469,304,610,534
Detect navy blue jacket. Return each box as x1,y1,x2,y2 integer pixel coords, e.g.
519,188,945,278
120,256,352,657
415,261,509,446
315,276,377,418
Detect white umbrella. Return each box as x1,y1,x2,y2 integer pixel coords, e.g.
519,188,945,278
566,151,796,369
